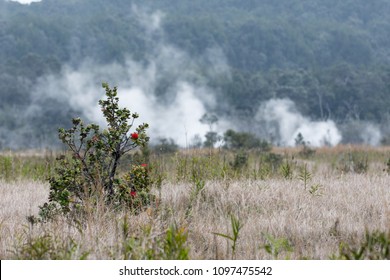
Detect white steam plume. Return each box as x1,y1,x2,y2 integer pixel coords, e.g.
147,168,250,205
30,9,230,147
120,82,212,146
361,124,382,146
255,98,342,147
31,57,222,147
20,5,383,148
339,120,382,146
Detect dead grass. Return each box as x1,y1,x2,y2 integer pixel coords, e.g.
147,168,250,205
0,180,49,258
1,164,389,259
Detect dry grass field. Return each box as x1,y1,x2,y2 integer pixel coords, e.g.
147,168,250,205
0,146,389,259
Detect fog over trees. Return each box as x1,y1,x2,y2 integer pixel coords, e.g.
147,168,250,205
1,0,390,148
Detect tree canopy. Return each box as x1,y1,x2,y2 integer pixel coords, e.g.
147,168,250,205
1,0,390,148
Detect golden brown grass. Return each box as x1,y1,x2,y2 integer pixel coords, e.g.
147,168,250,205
1,158,389,259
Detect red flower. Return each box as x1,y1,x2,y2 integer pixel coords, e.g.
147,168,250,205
141,163,147,167
130,191,137,197
131,132,139,140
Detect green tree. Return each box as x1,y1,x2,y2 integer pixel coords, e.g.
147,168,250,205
223,129,271,151
39,83,149,219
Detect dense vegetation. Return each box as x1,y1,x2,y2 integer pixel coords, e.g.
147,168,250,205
1,145,390,259
1,0,390,148
1,70,390,260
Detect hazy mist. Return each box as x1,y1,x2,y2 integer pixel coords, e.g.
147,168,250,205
29,8,229,147
1,0,389,149
254,98,342,147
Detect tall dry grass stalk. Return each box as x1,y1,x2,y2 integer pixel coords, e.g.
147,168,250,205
1,164,389,259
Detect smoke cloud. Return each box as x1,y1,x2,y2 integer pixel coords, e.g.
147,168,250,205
33,67,215,147
28,8,229,147
255,98,342,147
339,120,382,146
2,5,385,149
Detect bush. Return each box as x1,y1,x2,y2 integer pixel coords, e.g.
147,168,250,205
152,138,178,154
261,152,283,173
295,132,316,158
230,151,249,171
116,163,154,212
12,234,88,260
334,230,390,260
204,131,221,148
121,223,189,260
39,83,149,221
337,152,369,174
223,129,271,151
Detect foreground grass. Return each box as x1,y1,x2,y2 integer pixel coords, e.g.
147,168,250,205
0,146,390,259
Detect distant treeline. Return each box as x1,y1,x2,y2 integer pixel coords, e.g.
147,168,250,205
1,0,390,147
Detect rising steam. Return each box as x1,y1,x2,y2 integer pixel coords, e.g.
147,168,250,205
1,5,385,149
28,8,229,147
255,98,342,147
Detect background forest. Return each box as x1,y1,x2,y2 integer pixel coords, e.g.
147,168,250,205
1,1,390,262
1,0,390,148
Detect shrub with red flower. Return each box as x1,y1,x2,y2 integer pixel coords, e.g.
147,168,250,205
117,163,153,211
131,132,139,140
38,83,150,221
